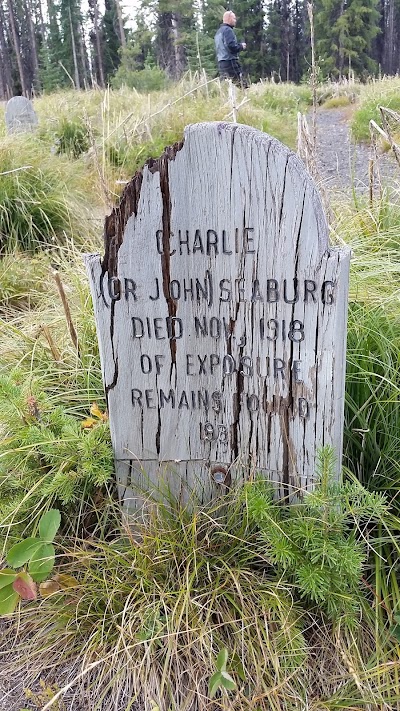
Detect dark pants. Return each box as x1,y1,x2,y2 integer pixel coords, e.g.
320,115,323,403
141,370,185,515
218,59,245,86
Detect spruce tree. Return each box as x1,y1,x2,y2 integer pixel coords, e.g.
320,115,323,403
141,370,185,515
314,0,380,77
39,0,65,91
265,0,286,79
102,0,124,82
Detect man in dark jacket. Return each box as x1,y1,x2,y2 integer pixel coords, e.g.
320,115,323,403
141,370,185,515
214,11,247,85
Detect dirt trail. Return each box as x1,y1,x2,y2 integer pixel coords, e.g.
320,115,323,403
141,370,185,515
312,107,400,192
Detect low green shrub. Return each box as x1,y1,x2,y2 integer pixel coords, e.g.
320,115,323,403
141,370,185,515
0,509,61,615
246,447,387,621
0,369,113,534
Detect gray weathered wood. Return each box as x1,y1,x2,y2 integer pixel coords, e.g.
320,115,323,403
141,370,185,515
85,122,350,512
5,96,38,134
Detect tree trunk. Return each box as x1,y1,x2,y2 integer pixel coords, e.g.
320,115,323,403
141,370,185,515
171,12,186,79
337,0,346,75
69,5,80,89
385,0,395,74
114,0,126,47
0,0,13,98
26,0,40,89
93,0,105,86
7,0,27,94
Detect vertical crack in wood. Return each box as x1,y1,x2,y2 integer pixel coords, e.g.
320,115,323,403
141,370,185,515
158,152,178,369
155,373,161,455
290,186,307,491
105,299,118,399
229,296,243,461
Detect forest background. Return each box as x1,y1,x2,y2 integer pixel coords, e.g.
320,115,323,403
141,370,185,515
1,0,400,101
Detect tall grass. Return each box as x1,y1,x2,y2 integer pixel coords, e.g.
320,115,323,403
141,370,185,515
351,76,400,141
0,136,99,253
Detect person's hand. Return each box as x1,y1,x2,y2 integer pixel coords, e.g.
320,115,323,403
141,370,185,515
242,42,247,49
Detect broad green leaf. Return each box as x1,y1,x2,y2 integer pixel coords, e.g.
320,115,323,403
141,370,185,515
208,671,222,699
0,569,17,589
220,671,236,690
39,509,61,543
216,647,228,672
28,543,55,582
13,572,37,600
7,538,41,567
0,584,20,615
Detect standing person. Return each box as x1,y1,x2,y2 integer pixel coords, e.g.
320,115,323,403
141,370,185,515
214,11,247,86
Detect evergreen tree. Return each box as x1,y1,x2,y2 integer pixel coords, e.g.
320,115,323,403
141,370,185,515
88,0,105,86
141,0,196,79
102,0,124,82
197,0,226,76
379,0,400,73
39,0,65,91
314,0,380,77
292,0,308,82
265,0,287,79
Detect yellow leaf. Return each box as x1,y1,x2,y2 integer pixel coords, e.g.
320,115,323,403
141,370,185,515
90,402,103,418
39,580,60,597
81,417,96,429
90,402,108,422
55,574,79,589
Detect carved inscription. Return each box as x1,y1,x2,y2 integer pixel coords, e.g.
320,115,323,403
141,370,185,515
85,122,350,509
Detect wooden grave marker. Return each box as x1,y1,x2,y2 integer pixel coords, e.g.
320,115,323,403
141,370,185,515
85,122,351,511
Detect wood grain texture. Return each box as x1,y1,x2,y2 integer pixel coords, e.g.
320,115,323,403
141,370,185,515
85,122,351,511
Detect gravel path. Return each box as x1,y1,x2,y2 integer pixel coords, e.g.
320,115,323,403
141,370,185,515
313,106,400,192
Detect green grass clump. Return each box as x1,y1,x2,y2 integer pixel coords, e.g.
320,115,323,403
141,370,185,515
345,303,400,498
322,95,352,109
249,81,313,114
0,137,97,254
54,117,91,158
330,196,400,508
351,77,400,141
0,252,51,311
